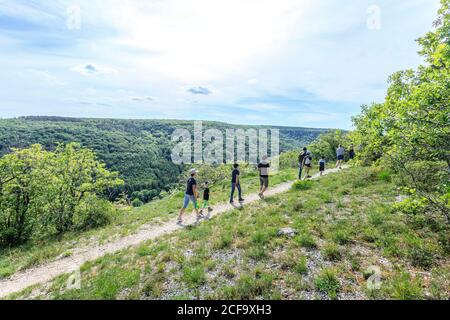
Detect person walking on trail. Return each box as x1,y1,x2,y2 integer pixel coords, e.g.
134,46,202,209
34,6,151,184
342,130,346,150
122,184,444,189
319,156,326,176
199,181,213,219
230,163,244,204
258,155,270,199
336,145,345,169
178,169,203,225
348,144,355,160
303,151,313,179
298,147,308,180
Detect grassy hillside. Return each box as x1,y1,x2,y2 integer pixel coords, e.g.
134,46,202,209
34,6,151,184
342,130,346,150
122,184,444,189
8,167,449,300
0,116,328,202
0,165,300,279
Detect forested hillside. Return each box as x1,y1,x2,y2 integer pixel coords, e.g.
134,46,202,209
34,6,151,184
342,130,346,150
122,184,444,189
0,117,328,203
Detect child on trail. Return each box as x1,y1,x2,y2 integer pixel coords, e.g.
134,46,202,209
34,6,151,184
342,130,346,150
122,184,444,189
177,169,203,226
199,181,213,219
230,163,245,204
336,145,345,169
319,156,326,176
258,155,270,199
303,152,313,179
348,144,355,160
298,147,308,180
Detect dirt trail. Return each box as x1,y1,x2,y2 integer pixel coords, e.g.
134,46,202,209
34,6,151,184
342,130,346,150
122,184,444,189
0,167,345,298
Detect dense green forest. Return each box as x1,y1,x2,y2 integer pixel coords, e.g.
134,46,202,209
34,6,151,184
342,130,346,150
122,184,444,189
0,117,328,203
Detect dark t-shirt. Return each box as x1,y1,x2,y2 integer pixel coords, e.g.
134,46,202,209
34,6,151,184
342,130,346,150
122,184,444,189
203,188,210,201
231,169,240,183
258,163,270,177
186,177,197,195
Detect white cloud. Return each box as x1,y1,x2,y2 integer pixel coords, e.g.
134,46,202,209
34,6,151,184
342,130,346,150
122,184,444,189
71,64,117,76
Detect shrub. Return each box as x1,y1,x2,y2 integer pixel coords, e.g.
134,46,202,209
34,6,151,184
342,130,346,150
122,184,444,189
294,256,308,275
377,170,392,182
322,243,342,261
0,143,123,247
182,266,206,288
291,180,313,191
314,268,341,299
132,199,144,208
74,194,117,230
295,233,317,249
384,272,423,300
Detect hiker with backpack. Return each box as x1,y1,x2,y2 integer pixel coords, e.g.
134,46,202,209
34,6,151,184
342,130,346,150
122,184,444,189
298,147,308,180
177,169,203,225
303,151,313,179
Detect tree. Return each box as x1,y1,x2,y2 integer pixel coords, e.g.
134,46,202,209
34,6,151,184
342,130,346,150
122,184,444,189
43,143,124,234
0,145,50,245
0,143,124,247
352,0,450,222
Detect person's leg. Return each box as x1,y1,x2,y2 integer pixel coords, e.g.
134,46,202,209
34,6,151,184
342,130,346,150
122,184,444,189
298,165,303,180
178,195,189,222
230,183,236,203
237,183,243,201
262,178,268,195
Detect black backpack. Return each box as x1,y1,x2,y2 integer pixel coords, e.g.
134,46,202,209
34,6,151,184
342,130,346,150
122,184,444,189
298,152,305,163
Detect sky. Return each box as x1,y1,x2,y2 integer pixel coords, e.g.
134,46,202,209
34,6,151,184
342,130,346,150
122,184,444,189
0,0,441,129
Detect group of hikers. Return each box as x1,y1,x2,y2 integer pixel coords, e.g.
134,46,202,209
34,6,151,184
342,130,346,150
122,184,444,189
177,144,355,226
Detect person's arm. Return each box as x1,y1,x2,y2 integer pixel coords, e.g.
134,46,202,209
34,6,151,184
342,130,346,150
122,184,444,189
193,184,198,198
236,171,240,185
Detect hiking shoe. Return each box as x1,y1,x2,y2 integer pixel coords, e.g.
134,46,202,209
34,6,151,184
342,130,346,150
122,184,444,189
239,198,245,202
207,207,213,213
176,219,184,226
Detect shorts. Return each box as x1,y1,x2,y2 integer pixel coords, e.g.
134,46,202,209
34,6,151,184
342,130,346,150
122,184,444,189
183,194,197,209
320,163,325,172
305,164,312,168
260,176,269,188
337,155,344,161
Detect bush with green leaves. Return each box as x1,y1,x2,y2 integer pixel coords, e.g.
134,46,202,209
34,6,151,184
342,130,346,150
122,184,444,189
74,194,118,230
352,0,450,222
0,143,123,247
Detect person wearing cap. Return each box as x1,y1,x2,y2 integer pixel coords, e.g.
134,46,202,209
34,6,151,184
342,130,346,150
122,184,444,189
258,155,270,199
177,169,203,225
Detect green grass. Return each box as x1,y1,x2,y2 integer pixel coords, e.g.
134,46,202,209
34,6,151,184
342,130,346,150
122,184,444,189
6,167,450,300
314,268,341,300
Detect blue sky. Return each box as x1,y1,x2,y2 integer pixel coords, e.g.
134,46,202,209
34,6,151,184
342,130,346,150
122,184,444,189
0,0,441,129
